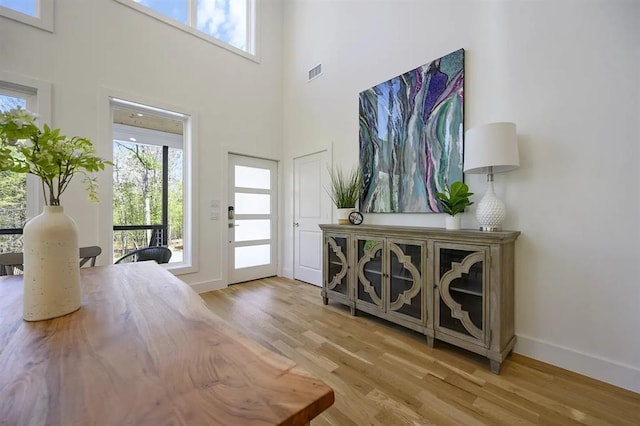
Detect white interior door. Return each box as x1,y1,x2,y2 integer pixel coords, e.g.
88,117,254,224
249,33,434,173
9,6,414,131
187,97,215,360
294,151,330,286
228,154,278,284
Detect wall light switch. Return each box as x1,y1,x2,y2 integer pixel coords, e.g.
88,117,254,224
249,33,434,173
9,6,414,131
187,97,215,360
210,199,220,220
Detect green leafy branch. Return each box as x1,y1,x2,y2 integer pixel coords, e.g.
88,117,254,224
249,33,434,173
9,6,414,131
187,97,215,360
0,108,112,206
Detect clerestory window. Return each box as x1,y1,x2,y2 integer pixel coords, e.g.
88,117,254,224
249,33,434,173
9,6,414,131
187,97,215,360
115,0,256,58
0,0,54,31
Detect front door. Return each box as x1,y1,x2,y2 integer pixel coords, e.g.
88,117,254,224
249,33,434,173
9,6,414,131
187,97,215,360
228,154,278,284
293,151,330,286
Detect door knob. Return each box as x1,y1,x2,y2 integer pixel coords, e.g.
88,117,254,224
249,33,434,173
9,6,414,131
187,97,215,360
294,222,299,227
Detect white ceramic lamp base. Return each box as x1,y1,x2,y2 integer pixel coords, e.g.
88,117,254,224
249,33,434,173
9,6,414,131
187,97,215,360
476,180,506,231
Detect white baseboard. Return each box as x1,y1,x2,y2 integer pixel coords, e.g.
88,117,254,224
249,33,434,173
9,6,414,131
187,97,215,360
281,267,293,280
515,334,640,393
189,278,225,294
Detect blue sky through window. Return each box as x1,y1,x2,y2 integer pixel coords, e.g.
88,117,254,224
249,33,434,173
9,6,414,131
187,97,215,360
135,0,187,24
0,0,36,16
196,0,247,51
128,0,250,54
0,94,27,112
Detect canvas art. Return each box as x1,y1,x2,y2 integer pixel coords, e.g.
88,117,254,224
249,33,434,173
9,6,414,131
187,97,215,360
359,49,464,213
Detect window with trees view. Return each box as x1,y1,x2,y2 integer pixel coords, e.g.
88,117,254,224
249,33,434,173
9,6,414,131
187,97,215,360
111,102,188,266
0,93,27,254
0,85,40,254
116,0,255,55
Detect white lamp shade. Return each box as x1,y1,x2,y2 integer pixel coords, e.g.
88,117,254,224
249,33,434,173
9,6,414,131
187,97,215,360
464,122,520,174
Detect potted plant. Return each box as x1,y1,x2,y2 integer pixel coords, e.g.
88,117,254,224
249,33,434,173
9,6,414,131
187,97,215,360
436,181,473,230
327,165,362,224
0,107,111,321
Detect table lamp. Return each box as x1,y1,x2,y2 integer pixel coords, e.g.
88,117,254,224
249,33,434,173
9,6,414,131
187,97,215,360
464,122,519,231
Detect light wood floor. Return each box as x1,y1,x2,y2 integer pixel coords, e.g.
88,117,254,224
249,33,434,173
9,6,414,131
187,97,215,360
201,277,640,425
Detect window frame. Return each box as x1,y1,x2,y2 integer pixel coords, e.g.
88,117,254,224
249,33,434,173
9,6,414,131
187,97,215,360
109,97,198,275
0,0,54,32
0,70,52,233
113,0,258,62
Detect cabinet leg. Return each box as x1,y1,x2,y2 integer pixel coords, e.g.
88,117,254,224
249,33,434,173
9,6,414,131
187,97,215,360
322,295,328,305
426,336,434,348
490,360,502,374
350,305,356,316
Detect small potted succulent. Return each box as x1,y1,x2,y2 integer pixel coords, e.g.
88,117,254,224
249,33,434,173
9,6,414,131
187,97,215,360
327,165,362,224
436,181,473,230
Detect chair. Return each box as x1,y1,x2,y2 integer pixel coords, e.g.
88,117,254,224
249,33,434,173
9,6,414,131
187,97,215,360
114,246,172,265
79,246,102,267
0,253,24,276
148,227,164,247
0,246,103,276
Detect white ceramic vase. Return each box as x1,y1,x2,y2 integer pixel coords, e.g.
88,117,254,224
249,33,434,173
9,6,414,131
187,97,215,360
445,215,461,230
23,206,81,321
337,208,354,225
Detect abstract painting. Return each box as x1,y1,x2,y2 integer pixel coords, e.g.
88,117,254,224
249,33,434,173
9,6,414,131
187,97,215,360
359,49,464,213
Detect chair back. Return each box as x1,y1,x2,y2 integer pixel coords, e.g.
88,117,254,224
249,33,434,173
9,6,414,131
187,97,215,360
79,246,102,267
0,246,102,276
0,253,25,276
115,246,172,265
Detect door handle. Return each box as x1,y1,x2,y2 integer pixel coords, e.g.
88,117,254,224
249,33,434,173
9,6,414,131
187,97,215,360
294,222,299,227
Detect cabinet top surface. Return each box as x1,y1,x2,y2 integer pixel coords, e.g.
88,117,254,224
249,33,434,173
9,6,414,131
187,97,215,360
319,223,520,242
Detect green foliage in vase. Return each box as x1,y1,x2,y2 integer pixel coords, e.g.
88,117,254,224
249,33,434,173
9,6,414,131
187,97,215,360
0,108,111,206
436,181,474,216
327,165,362,208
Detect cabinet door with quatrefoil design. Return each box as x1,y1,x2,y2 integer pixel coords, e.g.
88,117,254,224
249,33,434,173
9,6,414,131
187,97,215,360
356,238,384,308
387,241,424,322
436,244,489,345
325,235,349,296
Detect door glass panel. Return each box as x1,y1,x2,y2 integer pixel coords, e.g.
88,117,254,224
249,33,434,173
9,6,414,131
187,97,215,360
235,219,270,242
235,244,270,269
235,165,270,189
235,193,270,214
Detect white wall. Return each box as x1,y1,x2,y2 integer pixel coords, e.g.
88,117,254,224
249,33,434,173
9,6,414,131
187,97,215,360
0,0,283,292
282,0,640,392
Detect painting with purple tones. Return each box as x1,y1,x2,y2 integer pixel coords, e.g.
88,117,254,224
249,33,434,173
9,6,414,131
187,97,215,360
359,49,464,213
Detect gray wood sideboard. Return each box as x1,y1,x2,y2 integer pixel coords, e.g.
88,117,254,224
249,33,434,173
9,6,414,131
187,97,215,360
320,224,520,374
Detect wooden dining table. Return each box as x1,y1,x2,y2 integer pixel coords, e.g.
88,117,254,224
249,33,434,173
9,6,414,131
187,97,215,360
0,262,334,425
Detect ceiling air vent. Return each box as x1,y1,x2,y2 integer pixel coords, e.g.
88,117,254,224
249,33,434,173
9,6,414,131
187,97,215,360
308,64,322,82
